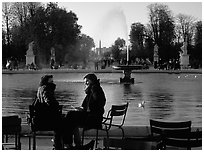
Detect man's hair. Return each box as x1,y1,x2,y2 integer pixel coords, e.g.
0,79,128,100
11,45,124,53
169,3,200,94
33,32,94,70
83,73,98,84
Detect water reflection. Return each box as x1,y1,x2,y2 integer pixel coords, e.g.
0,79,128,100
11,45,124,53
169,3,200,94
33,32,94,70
2,73,202,126
122,84,143,101
148,91,174,120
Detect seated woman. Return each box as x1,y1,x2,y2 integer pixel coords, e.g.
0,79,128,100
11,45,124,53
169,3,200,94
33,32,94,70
63,73,106,149
33,75,63,149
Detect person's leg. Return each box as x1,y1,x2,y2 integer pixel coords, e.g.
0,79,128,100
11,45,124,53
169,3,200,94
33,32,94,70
54,130,63,149
53,116,63,149
63,111,86,147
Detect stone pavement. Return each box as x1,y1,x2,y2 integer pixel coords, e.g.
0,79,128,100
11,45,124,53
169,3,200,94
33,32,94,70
4,125,201,150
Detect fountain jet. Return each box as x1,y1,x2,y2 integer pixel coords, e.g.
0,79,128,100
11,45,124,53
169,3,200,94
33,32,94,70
112,9,143,84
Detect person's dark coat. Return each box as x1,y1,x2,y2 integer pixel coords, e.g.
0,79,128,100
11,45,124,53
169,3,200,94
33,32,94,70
81,80,106,126
35,83,60,128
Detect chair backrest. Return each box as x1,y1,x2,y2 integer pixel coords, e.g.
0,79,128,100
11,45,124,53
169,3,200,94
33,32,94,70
29,104,63,131
188,130,202,149
2,115,21,150
2,115,21,134
162,129,202,150
109,102,129,127
150,119,192,149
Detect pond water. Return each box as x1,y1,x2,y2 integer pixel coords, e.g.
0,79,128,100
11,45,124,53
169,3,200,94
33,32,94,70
2,72,202,127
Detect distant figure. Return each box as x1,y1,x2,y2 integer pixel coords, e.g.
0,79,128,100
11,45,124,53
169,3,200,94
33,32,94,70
50,59,55,69
6,59,12,70
13,58,18,70
94,61,98,70
63,73,106,149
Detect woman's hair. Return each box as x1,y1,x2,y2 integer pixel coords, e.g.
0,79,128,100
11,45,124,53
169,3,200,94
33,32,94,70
83,73,98,84
39,75,53,86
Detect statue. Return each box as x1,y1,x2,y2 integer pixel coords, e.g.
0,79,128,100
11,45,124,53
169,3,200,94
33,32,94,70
154,44,158,57
180,41,189,69
180,41,187,55
26,41,34,56
153,44,159,69
26,41,35,66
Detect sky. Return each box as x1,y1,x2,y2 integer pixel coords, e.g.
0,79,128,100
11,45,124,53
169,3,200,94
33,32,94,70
57,1,202,48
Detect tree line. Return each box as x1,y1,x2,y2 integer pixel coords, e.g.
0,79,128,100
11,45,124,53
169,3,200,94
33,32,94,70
2,2,202,69
110,3,202,68
2,2,94,68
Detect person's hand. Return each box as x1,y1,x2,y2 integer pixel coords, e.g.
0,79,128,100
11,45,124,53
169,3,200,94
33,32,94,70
75,106,84,111
70,105,83,111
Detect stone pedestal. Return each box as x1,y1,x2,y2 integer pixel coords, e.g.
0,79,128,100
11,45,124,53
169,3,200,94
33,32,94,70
180,54,189,69
26,56,35,65
113,65,143,84
120,69,134,84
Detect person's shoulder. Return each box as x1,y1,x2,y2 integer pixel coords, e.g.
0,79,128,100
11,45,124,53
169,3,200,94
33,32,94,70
91,84,103,92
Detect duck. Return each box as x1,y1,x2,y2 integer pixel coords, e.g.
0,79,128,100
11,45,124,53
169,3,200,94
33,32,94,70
138,101,146,108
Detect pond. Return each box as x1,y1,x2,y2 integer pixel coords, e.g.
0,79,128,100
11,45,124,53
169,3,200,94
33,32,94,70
2,72,202,127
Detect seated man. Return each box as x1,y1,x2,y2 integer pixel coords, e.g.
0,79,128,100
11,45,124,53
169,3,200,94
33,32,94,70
63,73,106,149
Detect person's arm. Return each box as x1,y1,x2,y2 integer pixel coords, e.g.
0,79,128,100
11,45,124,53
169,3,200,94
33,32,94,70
42,89,54,105
91,87,106,108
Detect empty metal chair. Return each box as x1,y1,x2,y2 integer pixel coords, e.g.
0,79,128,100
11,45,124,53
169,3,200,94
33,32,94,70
150,119,192,150
187,130,202,150
2,115,21,150
163,129,202,150
82,102,129,149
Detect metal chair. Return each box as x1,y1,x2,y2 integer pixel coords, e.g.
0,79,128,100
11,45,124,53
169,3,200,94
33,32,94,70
150,119,192,150
163,129,202,150
27,105,63,150
82,102,129,149
2,115,21,150
187,130,202,149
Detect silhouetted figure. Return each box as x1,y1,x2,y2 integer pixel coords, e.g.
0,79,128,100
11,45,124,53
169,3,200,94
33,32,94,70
33,75,63,149
63,73,106,149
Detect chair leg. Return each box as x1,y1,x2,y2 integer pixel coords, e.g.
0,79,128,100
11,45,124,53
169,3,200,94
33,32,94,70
6,134,8,143
104,130,109,149
29,135,31,150
82,129,85,146
121,127,125,139
33,132,36,150
15,133,18,149
17,133,21,150
95,129,99,149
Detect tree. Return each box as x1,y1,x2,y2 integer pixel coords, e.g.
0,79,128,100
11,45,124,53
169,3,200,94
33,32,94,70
75,34,95,65
63,34,95,67
176,14,196,44
130,22,146,59
111,38,126,61
189,21,202,68
2,2,13,46
2,2,42,65
2,2,82,67
147,3,175,62
39,2,81,65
